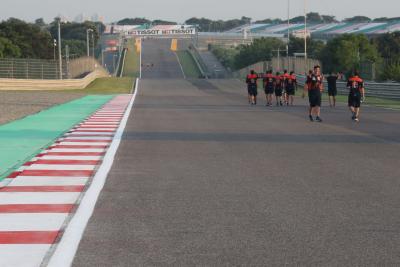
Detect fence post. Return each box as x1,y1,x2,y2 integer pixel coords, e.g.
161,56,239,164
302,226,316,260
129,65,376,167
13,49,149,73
26,61,29,79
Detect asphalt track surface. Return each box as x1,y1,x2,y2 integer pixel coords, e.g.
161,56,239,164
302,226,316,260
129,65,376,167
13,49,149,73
74,42,400,266
140,38,185,79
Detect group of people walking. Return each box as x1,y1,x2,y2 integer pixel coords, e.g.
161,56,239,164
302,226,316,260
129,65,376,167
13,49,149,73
246,65,366,122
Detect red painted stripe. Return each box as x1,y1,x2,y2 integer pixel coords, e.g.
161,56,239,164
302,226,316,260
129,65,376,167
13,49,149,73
23,162,35,167
0,231,59,244
20,170,94,177
50,145,108,149
77,126,117,128
65,134,114,137
59,139,112,143
34,159,101,165
70,130,115,133
0,186,85,192
0,204,75,213
45,152,105,156
7,171,22,179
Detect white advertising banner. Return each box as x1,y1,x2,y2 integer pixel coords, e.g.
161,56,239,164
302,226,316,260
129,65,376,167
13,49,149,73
128,28,196,36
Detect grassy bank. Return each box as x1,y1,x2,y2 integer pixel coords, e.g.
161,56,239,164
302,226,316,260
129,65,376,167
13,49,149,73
122,39,140,77
176,51,202,78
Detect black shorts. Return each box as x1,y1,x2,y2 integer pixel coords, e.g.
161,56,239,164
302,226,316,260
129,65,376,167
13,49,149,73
265,87,274,95
286,87,295,96
308,89,321,107
248,85,258,96
348,93,361,108
328,87,337,96
275,88,283,97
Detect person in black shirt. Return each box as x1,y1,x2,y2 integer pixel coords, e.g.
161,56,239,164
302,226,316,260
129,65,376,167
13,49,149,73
326,72,341,108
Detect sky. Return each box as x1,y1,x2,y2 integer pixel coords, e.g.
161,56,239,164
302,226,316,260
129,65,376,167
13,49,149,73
1,0,399,23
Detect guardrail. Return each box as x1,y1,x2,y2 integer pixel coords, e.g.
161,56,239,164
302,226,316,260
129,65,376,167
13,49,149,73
297,76,400,100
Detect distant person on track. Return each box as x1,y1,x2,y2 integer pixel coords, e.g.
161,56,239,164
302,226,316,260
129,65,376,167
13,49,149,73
304,66,324,122
327,72,341,107
285,71,297,106
274,72,283,106
263,70,275,106
246,70,259,105
347,71,365,122
282,70,290,105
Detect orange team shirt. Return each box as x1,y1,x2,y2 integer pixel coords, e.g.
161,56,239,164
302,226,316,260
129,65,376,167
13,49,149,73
263,74,274,87
347,76,364,93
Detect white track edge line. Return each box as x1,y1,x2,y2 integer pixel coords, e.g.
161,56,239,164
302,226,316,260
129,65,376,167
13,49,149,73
47,79,139,267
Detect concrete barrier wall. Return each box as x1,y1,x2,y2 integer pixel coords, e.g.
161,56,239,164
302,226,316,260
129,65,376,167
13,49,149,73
0,69,109,91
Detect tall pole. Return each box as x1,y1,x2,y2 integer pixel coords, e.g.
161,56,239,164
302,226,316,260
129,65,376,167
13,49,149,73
304,0,308,73
287,0,290,70
87,29,93,57
58,20,62,80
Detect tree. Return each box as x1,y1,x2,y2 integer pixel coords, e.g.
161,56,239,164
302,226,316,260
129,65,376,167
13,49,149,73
0,37,21,58
321,15,338,23
152,20,177,25
255,18,283,24
288,37,325,58
117,18,151,25
49,20,103,57
234,37,285,69
0,18,53,59
320,34,380,75
344,16,371,23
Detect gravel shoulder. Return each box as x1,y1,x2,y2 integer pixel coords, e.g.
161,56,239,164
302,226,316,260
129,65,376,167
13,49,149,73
0,91,85,125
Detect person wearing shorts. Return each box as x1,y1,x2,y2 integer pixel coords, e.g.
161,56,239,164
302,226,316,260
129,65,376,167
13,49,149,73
281,70,290,105
347,71,365,122
327,72,340,107
286,71,297,106
274,72,283,106
246,70,258,105
263,70,274,106
304,66,324,122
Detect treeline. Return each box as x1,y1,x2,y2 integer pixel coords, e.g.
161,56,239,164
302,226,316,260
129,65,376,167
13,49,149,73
212,33,400,81
0,18,104,59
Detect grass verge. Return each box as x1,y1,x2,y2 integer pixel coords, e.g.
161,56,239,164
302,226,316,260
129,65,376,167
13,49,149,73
81,77,134,94
323,93,400,110
176,51,202,78
122,39,140,77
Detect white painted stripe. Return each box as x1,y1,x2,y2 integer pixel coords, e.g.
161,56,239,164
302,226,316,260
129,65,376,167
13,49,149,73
48,80,138,267
66,132,114,136
0,192,81,205
41,156,102,161
27,165,96,171
74,128,116,131
81,122,119,125
58,142,110,146
0,245,51,267
60,136,113,140
0,214,68,231
48,149,105,153
10,176,88,186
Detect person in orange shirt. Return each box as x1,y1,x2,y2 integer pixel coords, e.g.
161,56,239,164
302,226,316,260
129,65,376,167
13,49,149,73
263,70,274,106
246,70,258,105
286,71,297,106
347,71,365,122
304,66,324,122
